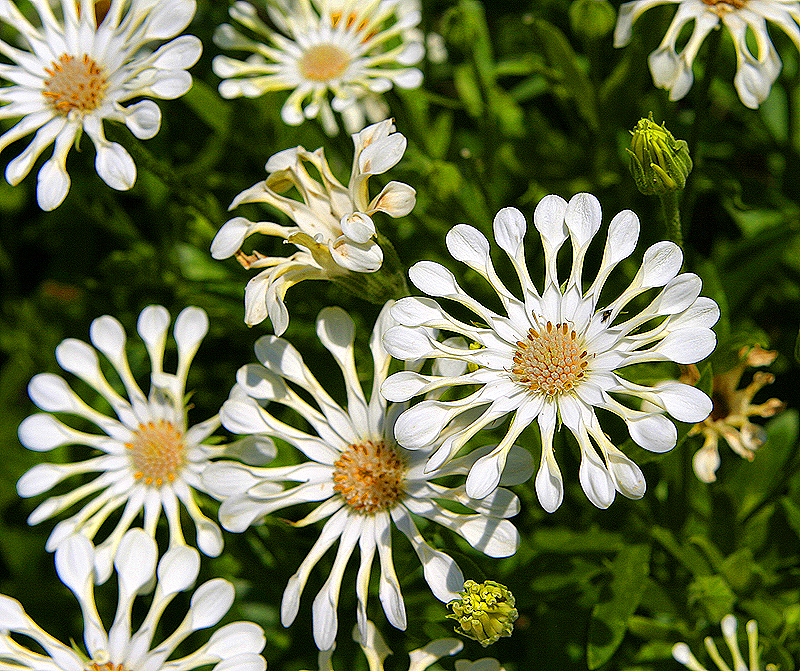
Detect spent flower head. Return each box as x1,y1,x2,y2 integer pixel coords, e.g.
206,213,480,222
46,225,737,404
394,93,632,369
203,302,532,650
447,580,518,647
16,305,274,582
0,0,202,210
614,0,800,108
211,118,414,334
628,113,692,195
382,194,718,509
212,0,425,135
686,344,786,482
0,529,266,671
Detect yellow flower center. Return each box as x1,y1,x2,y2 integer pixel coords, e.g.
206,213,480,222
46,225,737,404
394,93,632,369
332,440,406,514
43,54,107,116
126,420,185,487
299,44,351,82
702,0,746,9
511,321,589,396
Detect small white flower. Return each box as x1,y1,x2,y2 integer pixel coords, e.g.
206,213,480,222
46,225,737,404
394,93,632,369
213,0,424,135
0,0,202,210
16,305,275,582
0,529,267,671
211,118,415,334
382,195,718,510
203,302,532,651
305,620,464,671
614,0,800,108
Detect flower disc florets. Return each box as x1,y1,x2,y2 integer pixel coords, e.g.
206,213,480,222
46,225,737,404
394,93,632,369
512,321,590,395
333,440,407,513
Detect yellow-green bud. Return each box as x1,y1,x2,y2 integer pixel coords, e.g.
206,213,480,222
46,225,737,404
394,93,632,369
627,113,692,195
569,0,616,40
446,580,518,647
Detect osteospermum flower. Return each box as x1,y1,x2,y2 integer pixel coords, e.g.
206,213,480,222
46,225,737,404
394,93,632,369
212,0,424,135
0,529,266,671
614,0,800,108
685,344,786,482
210,119,415,333
303,620,463,671
381,194,719,510
0,0,202,210
673,613,764,671
203,302,531,650
16,305,274,582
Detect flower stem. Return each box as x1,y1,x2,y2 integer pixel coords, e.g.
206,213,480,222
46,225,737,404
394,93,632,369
659,189,683,247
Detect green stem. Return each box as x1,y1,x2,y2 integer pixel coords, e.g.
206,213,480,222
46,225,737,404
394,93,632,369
659,189,683,247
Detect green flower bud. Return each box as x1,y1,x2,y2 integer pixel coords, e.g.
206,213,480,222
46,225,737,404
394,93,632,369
446,580,518,647
627,113,693,195
569,0,617,40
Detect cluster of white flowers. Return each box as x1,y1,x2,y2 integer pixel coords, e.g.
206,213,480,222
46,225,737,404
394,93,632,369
5,0,762,666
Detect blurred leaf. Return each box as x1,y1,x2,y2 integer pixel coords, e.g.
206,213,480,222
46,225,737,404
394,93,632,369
650,526,713,576
182,78,232,134
587,543,651,669
688,575,736,622
530,18,599,131
531,527,624,553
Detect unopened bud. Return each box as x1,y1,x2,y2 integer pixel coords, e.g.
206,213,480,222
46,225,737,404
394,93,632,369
446,580,518,647
628,113,692,195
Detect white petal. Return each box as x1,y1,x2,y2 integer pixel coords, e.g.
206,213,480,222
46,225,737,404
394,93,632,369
190,579,235,629
493,206,527,258
95,142,136,191
627,413,677,453
408,260,460,297
639,241,683,288
124,100,162,140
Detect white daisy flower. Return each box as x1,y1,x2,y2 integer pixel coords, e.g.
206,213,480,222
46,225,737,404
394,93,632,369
210,118,415,334
0,0,202,210
203,302,532,651
212,0,424,135
614,0,800,108
381,194,719,510
304,620,464,671
16,305,275,583
0,529,267,671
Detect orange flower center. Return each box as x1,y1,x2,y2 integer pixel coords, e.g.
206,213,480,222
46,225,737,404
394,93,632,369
299,44,351,82
333,440,406,514
511,321,590,396
126,420,185,487
701,0,746,9
43,54,107,116
87,663,128,671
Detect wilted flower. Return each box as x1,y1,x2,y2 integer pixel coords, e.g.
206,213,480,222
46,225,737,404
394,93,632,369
628,113,692,195
0,530,266,671
304,620,463,671
614,0,800,108
447,580,518,647
203,303,531,650
16,305,274,582
686,344,786,483
673,613,764,671
212,0,424,134
211,119,415,334
382,194,718,509
0,0,202,210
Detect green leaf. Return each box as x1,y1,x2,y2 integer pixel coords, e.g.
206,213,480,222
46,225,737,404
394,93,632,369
182,78,232,134
587,543,651,669
650,526,712,576
531,18,599,131
688,575,736,622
